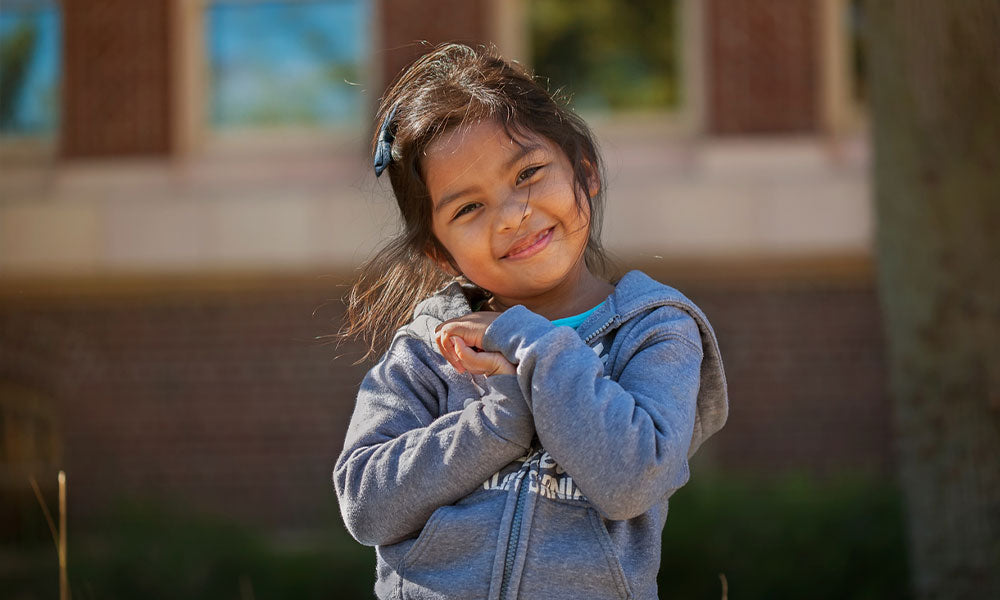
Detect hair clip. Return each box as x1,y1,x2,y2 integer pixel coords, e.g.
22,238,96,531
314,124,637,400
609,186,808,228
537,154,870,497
373,104,400,177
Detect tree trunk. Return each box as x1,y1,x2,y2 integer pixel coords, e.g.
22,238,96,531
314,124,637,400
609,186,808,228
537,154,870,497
866,1,1000,598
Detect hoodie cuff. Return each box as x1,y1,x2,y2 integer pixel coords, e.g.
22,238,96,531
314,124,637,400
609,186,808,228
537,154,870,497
478,373,534,450
482,304,554,362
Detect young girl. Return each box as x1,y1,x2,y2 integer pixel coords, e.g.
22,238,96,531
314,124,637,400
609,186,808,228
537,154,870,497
334,43,728,600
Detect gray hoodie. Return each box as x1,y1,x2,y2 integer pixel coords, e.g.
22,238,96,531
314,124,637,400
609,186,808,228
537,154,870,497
334,270,728,600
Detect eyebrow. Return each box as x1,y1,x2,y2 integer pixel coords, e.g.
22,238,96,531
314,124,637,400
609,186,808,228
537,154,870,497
433,143,546,214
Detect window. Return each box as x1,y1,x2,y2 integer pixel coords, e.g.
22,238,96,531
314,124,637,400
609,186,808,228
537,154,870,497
847,0,866,106
0,0,60,136
529,0,681,113
205,0,369,129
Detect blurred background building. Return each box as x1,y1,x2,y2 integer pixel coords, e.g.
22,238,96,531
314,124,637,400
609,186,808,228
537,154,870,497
1,0,881,536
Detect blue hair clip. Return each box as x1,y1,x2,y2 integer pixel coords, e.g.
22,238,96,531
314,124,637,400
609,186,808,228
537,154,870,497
373,104,399,177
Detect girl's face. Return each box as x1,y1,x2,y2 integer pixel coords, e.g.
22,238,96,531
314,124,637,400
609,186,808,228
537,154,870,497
423,119,596,305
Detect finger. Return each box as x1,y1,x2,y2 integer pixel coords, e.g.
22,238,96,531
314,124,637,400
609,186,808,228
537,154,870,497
440,334,463,373
474,352,515,376
436,330,462,371
435,330,447,356
439,321,486,350
452,337,470,364
454,340,514,376
450,338,467,373
454,337,482,374
436,330,453,364
483,353,517,376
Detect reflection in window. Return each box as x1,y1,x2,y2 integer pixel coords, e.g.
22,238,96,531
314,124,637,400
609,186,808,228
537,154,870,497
530,0,681,112
0,0,60,136
847,0,866,105
206,0,368,128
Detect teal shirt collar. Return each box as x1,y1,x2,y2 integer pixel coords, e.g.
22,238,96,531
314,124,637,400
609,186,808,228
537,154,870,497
550,301,606,329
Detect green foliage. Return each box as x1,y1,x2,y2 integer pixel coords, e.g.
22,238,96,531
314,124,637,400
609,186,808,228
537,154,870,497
0,23,38,129
530,0,681,111
659,472,912,599
4,474,909,599
6,498,375,600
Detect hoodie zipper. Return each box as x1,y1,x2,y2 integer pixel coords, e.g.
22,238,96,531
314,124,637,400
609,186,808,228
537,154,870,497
497,315,617,599
498,466,531,600
584,316,618,345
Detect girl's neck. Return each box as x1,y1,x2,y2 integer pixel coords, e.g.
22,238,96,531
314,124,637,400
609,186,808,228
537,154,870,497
487,265,613,321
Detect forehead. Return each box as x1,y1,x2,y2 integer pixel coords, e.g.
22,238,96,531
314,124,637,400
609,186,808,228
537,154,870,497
422,120,550,190
426,119,527,155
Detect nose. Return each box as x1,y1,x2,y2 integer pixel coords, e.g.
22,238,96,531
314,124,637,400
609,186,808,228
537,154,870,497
496,191,531,232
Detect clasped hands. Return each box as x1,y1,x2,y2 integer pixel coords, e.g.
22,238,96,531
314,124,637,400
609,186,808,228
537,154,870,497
434,311,517,377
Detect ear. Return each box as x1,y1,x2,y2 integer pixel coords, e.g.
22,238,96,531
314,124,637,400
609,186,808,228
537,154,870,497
582,159,601,198
425,244,459,276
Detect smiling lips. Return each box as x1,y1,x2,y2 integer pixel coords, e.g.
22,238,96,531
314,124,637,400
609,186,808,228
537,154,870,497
502,227,555,260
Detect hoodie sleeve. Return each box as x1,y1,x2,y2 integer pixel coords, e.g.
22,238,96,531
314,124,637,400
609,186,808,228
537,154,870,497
482,304,702,521
333,335,534,547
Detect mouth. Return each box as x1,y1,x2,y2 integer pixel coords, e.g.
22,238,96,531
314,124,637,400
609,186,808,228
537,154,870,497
502,227,555,260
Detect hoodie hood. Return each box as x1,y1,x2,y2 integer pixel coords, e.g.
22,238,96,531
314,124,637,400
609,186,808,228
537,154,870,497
587,270,729,458
405,279,487,349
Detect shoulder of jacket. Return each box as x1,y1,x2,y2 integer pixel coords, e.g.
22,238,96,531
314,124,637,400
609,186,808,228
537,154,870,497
625,304,702,354
613,271,695,316
612,271,705,351
367,329,444,387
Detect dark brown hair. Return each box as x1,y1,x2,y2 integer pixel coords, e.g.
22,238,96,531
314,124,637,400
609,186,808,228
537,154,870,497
341,43,611,360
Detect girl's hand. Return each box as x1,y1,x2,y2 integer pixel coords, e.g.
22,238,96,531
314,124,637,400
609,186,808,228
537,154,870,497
435,312,516,376
447,337,516,376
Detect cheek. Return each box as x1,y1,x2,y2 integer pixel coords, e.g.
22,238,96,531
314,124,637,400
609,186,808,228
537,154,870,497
548,172,590,218
433,223,489,268
429,221,460,265
566,191,592,233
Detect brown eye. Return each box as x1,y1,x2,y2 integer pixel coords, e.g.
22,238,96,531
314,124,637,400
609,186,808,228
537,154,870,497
516,165,543,184
453,202,481,220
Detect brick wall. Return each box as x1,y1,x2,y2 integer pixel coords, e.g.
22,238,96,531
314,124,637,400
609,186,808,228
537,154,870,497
379,0,491,87
61,0,174,157
706,0,820,133
688,280,891,475
0,280,368,530
0,268,890,530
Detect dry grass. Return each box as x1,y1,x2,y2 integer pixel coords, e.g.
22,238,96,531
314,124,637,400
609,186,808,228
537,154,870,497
29,471,68,600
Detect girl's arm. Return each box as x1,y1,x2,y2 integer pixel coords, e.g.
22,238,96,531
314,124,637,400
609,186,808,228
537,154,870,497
334,335,534,547
481,304,702,521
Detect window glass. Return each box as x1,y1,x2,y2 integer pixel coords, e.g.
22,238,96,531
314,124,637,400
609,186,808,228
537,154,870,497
529,0,681,112
206,0,368,128
847,0,867,105
0,0,60,136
